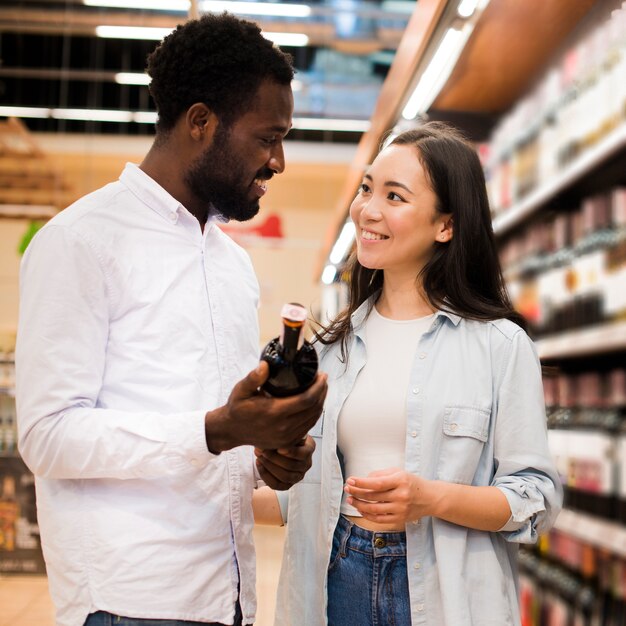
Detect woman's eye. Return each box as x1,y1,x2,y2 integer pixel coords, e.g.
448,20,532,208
359,183,371,194
388,191,405,202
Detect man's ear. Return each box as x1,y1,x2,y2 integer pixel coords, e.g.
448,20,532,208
437,215,454,243
186,103,219,142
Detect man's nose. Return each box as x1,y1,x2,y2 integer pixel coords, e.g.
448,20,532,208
268,142,285,174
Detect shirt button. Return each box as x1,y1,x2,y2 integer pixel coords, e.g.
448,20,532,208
414,562,421,569
190,458,199,467
416,603,424,611
419,353,427,359
169,212,177,221
412,387,420,395
410,430,417,438
412,519,420,525
449,423,458,432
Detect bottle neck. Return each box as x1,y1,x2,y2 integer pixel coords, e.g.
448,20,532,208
280,321,304,362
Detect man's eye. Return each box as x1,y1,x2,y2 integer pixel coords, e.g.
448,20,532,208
262,137,277,145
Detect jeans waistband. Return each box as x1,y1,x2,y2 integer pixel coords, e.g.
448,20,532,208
336,514,407,557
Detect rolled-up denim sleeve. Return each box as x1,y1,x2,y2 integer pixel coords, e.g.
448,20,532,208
491,330,563,543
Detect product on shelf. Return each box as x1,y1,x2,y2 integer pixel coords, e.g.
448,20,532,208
502,187,626,337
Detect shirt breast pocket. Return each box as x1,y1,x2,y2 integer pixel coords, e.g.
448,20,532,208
301,415,323,484
436,406,490,485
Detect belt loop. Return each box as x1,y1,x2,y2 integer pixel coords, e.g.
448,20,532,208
339,515,353,558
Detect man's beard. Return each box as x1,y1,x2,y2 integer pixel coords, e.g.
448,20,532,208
185,125,269,222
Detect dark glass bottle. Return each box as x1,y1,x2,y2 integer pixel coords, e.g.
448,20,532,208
260,302,318,398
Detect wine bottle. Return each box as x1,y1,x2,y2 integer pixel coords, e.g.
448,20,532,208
260,302,318,398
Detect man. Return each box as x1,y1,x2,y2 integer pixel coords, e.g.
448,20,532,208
15,13,326,626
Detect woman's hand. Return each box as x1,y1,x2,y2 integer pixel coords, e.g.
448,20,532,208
344,467,440,525
345,468,513,531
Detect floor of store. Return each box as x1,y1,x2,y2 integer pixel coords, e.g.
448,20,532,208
0,526,285,626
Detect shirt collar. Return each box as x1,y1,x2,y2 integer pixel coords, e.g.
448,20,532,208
119,163,183,224
349,292,461,339
119,163,220,229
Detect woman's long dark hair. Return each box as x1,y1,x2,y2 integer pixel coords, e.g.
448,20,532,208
316,122,526,360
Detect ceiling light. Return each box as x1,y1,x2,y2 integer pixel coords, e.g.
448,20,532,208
457,0,480,18
133,111,159,123
329,221,355,264
321,265,338,285
51,108,134,122
0,106,51,118
0,108,369,132
85,0,188,8
201,1,311,18
95,25,174,40
401,25,471,120
115,72,151,85
292,117,370,132
262,32,309,47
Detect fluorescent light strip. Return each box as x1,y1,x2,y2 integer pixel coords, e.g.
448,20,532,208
96,25,308,46
0,106,51,118
52,108,134,122
262,32,309,47
457,0,480,18
0,107,368,132
292,117,370,132
321,265,337,285
401,26,470,120
115,72,151,85
84,0,188,9
96,25,174,40
201,1,311,18
84,0,311,16
329,221,355,264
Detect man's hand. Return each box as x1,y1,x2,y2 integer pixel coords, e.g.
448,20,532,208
254,435,316,490
204,361,327,453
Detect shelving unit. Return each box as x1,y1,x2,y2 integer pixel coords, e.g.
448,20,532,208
492,123,626,236
535,320,626,360
554,509,626,559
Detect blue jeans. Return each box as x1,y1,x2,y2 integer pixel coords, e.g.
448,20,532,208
83,607,244,626
327,515,411,626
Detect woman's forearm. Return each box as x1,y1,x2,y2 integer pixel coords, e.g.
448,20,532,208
252,486,284,526
430,481,511,531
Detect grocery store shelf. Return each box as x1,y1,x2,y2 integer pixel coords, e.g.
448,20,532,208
554,508,626,559
535,320,626,360
493,123,626,236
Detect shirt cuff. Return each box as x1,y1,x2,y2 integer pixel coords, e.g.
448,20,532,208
164,409,218,473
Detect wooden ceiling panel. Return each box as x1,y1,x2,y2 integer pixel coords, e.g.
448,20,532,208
433,0,597,113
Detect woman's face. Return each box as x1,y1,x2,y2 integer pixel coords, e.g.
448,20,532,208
349,143,452,279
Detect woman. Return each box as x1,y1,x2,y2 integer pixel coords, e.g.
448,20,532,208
255,122,562,626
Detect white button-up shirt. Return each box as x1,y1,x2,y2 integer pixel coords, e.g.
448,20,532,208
275,298,562,626
16,164,261,626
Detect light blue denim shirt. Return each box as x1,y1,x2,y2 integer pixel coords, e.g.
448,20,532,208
275,298,562,626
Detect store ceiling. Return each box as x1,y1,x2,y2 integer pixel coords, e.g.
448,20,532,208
0,0,415,141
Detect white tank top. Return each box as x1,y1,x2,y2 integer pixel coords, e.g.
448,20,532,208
338,306,434,517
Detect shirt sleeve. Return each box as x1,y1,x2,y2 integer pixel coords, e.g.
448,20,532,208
16,224,217,481
491,329,563,543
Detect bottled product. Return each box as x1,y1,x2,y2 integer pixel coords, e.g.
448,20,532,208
0,475,18,552
260,302,318,397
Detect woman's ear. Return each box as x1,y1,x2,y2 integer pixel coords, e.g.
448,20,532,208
186,103,219,142
437,215,454,243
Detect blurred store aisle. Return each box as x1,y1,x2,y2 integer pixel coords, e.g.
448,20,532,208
0,525,285,626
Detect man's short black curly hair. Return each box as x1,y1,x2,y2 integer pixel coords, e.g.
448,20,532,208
146,12,295,133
